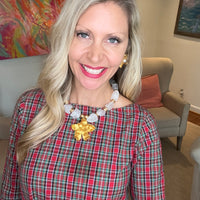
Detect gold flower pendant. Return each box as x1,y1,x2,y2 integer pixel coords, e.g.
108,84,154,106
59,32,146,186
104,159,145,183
71,118,96,141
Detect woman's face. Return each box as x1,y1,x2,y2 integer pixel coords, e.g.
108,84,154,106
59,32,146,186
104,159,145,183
68,2,129,91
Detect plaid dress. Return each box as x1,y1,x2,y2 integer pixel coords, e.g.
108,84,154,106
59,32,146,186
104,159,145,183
0,89,165,199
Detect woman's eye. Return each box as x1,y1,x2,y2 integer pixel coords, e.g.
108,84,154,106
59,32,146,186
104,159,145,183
108,37,121,44
76,32,89,39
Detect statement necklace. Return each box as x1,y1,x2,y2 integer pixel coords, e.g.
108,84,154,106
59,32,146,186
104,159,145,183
64,82,119,141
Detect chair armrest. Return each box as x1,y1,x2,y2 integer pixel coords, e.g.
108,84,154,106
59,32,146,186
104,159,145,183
162,91,190,136
163,91,190,117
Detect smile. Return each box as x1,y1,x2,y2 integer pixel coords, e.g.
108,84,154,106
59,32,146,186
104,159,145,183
81,64,104,75
80,64,107,79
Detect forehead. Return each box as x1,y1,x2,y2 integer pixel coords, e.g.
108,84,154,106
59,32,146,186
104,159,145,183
76,2,128,33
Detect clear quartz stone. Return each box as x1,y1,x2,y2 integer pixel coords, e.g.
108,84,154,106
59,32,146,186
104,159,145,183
111,83,118,90
111,90,119,101
64,104,73,114
64,83,119,122
105,101,114,110
71,108,81,119
87,113,98,123
97,109,106,116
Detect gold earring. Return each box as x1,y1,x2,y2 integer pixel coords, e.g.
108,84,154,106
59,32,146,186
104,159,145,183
119,54,128,68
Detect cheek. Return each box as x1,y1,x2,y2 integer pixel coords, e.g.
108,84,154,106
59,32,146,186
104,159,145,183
106,44,128,67
68,46,80,74
69,39,84,60
69,38,90,58
69,42,78,62
108,53,125,68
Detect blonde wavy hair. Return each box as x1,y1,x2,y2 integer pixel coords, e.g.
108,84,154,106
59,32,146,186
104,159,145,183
17,0,142,164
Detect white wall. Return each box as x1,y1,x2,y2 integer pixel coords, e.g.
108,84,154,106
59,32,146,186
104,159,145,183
137,0,162,56
137,0,200,114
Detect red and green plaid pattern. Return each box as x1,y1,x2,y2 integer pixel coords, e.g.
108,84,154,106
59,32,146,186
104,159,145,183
0,89,165,199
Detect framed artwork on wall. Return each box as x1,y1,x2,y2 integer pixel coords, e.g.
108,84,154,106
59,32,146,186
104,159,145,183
0,0,64,60
174,0,200,38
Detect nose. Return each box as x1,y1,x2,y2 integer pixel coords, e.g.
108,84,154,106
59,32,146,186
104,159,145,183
86,41,105,64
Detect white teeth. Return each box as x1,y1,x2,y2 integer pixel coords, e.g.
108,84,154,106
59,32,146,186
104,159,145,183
82,65,104,75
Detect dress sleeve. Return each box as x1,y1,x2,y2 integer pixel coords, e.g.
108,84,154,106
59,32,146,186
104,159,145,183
0,97,25,199
130,112,165,200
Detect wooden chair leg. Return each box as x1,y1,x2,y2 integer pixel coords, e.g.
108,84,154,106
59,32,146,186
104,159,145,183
177,136,183,151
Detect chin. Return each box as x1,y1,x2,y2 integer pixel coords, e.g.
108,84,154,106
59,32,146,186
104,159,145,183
80,80,107,91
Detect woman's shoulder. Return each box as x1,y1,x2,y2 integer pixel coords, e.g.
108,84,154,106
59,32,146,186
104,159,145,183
19,87,44,100
134,103,155,121
116,103,158,150
121,102,155,123
116,95,154,121
16,88,46,111
11,88,46,131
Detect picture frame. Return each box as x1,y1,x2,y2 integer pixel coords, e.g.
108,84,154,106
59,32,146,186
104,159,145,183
174,0,200,38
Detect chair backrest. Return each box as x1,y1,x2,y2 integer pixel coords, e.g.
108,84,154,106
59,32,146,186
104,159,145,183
142,57,173,95
0,55,45,117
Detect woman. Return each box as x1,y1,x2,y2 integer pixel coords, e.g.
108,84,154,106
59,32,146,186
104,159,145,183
0,0,165,199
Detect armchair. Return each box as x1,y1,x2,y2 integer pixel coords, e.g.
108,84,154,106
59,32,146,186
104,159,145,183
141,57,190,150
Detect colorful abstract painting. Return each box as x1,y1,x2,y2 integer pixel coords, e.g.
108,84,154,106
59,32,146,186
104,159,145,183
0,0,64,60
174,0,200,38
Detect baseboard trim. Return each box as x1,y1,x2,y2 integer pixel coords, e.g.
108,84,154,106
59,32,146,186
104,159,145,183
190,105,200,114
188,111,200,126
